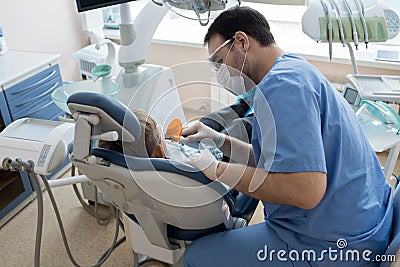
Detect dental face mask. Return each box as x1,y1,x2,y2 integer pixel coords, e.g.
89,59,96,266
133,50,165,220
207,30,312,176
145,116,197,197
216,41,248,96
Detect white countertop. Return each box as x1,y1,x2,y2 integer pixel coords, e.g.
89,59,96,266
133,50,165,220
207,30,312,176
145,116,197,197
0,51,60,87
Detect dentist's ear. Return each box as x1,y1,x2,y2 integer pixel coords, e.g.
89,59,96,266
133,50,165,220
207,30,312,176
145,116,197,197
234,31,250,51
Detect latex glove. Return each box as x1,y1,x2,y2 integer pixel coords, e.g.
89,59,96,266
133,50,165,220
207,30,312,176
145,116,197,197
183,143,220,180
181,121,225,148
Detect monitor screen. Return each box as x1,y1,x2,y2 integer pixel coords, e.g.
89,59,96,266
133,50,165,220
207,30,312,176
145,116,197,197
76,0,134,12
343,87,358,105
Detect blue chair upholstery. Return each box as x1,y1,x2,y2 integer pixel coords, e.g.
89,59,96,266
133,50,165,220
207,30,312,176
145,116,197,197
67,92,141,142
380,187,400,267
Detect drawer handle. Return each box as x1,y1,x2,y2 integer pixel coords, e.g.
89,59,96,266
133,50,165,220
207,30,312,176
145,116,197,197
11,70,57,96
15,82,60,108
23,101,54,118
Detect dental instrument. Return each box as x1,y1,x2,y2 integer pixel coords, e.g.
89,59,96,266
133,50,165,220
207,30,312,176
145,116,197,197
355,0,368,48
302,0,399,69
328,0,346,47
343,0,359,49
319,0,333,62
165,118,183,142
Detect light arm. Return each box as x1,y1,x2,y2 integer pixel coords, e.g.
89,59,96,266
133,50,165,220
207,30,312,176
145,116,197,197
118,2,170,71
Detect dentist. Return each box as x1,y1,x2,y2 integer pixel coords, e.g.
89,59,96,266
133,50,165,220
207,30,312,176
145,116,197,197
182,6,393,266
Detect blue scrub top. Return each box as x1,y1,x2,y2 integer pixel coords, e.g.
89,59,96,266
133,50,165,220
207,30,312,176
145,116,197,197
252,54,393,256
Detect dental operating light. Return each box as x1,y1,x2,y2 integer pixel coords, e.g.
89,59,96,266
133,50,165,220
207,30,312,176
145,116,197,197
162,0,230,26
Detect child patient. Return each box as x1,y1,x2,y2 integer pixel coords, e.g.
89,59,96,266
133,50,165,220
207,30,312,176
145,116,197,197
99,109,223,162
99,109,167,158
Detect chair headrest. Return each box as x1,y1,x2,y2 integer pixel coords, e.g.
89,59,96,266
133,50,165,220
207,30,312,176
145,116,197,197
67,92,141,142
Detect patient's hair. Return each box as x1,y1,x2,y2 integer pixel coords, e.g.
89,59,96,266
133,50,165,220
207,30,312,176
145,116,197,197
99,109,159,157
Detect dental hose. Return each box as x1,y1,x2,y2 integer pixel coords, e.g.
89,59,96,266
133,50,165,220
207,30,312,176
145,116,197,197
37,173,121,267
72,183,114,223
343,0,359,49
94,186,114,225
5,157,123,267
4,159,43,267
328,0,346,47
30,173,44,267
71,165,113,224
6,160,43,267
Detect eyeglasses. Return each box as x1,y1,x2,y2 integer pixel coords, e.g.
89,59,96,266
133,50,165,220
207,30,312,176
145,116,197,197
207,38,234,71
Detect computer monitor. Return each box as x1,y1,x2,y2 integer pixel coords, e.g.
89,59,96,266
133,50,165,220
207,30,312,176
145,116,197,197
76,0,134,12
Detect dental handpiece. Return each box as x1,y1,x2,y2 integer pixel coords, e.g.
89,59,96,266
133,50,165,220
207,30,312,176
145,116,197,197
328,0,346,47
343,0,359,49
355,0,368,48
320,0,333,62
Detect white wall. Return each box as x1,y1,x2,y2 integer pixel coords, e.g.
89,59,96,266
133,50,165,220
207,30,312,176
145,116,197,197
147,42,400,82
0,0,89,81
147,42,217,119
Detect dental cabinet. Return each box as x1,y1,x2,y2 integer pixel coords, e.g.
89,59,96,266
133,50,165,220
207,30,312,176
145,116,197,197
0,51,65,227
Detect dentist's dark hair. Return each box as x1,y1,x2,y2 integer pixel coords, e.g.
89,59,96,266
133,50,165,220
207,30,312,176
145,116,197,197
204,6,275,46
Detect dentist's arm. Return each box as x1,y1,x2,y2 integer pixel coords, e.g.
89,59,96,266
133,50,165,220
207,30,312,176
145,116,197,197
182,122,327,209
216,162,327,210
219,135,255,167
182,139,326,210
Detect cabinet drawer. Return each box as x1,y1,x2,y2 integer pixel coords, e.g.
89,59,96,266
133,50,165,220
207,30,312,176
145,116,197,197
7,76,62,115
4,65,61,103
11,94,62,121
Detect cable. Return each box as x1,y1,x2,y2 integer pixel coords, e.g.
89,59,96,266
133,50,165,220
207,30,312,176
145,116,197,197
39,174,121,267
138,258,170,267
97,236,126,264
73,184,114,222
5,159,44,267
320,0,333,62
71,165,114,224
355,0,368,48
94,209,120,266
347,43,359,74
7,159,123,267
343,0,359,49
95,186,114,225
134,253,139,267
328,0,346,47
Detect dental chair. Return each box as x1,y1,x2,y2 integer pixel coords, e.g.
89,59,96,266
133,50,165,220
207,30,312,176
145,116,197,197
67,92,258,266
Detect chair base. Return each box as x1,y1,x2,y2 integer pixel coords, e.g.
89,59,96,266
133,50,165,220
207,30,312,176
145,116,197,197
123,213,186,265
